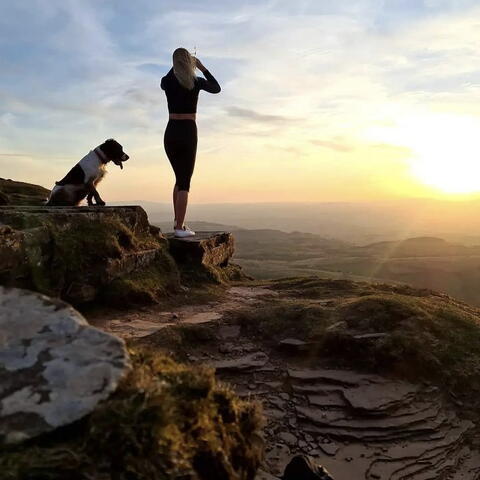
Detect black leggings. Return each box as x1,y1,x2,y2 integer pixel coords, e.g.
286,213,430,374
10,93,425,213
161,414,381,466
164,119,198,192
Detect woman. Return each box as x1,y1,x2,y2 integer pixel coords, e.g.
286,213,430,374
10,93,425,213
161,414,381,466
161,48,221,238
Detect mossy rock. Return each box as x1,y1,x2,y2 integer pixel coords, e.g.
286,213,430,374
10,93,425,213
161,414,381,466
0,348,264,480
0,206,181,307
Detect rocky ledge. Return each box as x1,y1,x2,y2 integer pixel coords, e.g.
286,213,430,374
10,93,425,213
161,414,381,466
0,205,247,306
166,231,248,284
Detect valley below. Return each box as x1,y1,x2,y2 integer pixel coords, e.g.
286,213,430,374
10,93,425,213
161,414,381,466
173,224,480,308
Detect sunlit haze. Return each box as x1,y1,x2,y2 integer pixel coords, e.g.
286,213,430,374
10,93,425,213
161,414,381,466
2,1,480,202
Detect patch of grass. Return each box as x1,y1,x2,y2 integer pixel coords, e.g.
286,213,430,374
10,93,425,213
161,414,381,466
103,262,180,306
270,276,434,299
135,324,219,360
235,277,480,395
50,216,138,271
0,348,264,480
232,299,330,341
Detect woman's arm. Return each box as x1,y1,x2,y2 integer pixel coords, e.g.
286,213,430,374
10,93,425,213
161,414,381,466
195,58,221,94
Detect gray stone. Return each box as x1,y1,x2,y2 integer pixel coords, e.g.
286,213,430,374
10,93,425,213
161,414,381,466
352,333,388,340
279,431,298,446
265,443,291,476
0,287,131,444
211,352,269,372
218,324,241,339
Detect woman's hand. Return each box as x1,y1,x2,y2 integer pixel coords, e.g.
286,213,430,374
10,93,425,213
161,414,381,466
194,57,207,73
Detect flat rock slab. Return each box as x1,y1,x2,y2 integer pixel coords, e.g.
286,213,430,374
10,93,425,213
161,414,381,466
166,231,234,267
0,287,131,444
211,352,269,372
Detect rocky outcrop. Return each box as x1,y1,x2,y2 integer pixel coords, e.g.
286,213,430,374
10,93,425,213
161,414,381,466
0,205,180,305
136,280,480,480
0,286,131,444
217,355,480,479
0,178,49,206
0,334,263,480
167,231,249,283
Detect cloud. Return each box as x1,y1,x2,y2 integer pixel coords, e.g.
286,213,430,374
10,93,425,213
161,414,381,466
311,139,355,153
224,106,294,124
2,0,480,201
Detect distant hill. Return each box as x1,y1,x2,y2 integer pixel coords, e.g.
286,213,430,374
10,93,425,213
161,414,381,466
117,198,480,245
357,236,480,257
155,220,245,233
225,228,480,307
0,178,49,205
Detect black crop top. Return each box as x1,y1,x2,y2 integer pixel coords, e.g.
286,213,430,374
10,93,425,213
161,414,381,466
160,68,221,113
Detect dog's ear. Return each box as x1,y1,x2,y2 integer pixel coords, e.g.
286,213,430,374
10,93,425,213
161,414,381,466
100,139,123,160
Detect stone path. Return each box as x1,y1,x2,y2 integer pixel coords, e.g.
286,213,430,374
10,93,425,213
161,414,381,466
89,285,480,480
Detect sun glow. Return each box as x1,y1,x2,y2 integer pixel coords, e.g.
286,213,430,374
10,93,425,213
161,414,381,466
368,113,480,194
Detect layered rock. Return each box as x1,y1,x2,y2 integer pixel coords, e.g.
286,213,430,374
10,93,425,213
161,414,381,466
0,205,180,305
0,287,131,444
166,231,249,283
288,368,480,479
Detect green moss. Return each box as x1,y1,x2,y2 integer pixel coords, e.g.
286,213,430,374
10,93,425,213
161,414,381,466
50,216,136,272
103,262,180,306
271,276,432,299
0,348,264,480
234,300,330,340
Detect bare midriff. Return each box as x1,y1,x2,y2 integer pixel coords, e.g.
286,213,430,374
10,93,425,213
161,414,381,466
169,113,196,121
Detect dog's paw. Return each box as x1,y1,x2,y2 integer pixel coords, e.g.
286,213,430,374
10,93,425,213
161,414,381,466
96,200,106,207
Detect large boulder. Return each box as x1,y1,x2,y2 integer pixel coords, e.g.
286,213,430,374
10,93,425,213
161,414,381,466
0,178,49,206
0,205,180,305
0,286,131,444
167,231,250,284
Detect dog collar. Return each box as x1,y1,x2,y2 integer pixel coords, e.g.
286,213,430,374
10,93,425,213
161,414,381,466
94,147,109,163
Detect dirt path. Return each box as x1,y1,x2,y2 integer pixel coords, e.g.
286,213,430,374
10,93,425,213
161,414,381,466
88,285,277,339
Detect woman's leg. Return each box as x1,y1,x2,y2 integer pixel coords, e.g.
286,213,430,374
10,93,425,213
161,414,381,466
173,184,178,224
165,120,197,230
174,190,189,229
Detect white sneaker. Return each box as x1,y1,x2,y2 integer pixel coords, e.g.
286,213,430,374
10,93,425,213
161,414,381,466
174,226,196,238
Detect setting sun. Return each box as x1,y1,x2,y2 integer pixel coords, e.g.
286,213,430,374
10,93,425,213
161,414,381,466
368,113,480,194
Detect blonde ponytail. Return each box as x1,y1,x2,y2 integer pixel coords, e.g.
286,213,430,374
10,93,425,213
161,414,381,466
172,48,196,90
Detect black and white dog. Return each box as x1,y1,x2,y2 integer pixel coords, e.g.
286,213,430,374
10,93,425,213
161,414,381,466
46,139,129,206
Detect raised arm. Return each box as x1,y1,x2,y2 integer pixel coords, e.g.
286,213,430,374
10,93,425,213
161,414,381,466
195,58,221,94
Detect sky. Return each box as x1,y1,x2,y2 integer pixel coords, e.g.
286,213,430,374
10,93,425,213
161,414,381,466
2,0,480,203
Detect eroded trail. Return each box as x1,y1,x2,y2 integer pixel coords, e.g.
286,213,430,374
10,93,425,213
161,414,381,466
89,285,277,338
88,284,480,480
